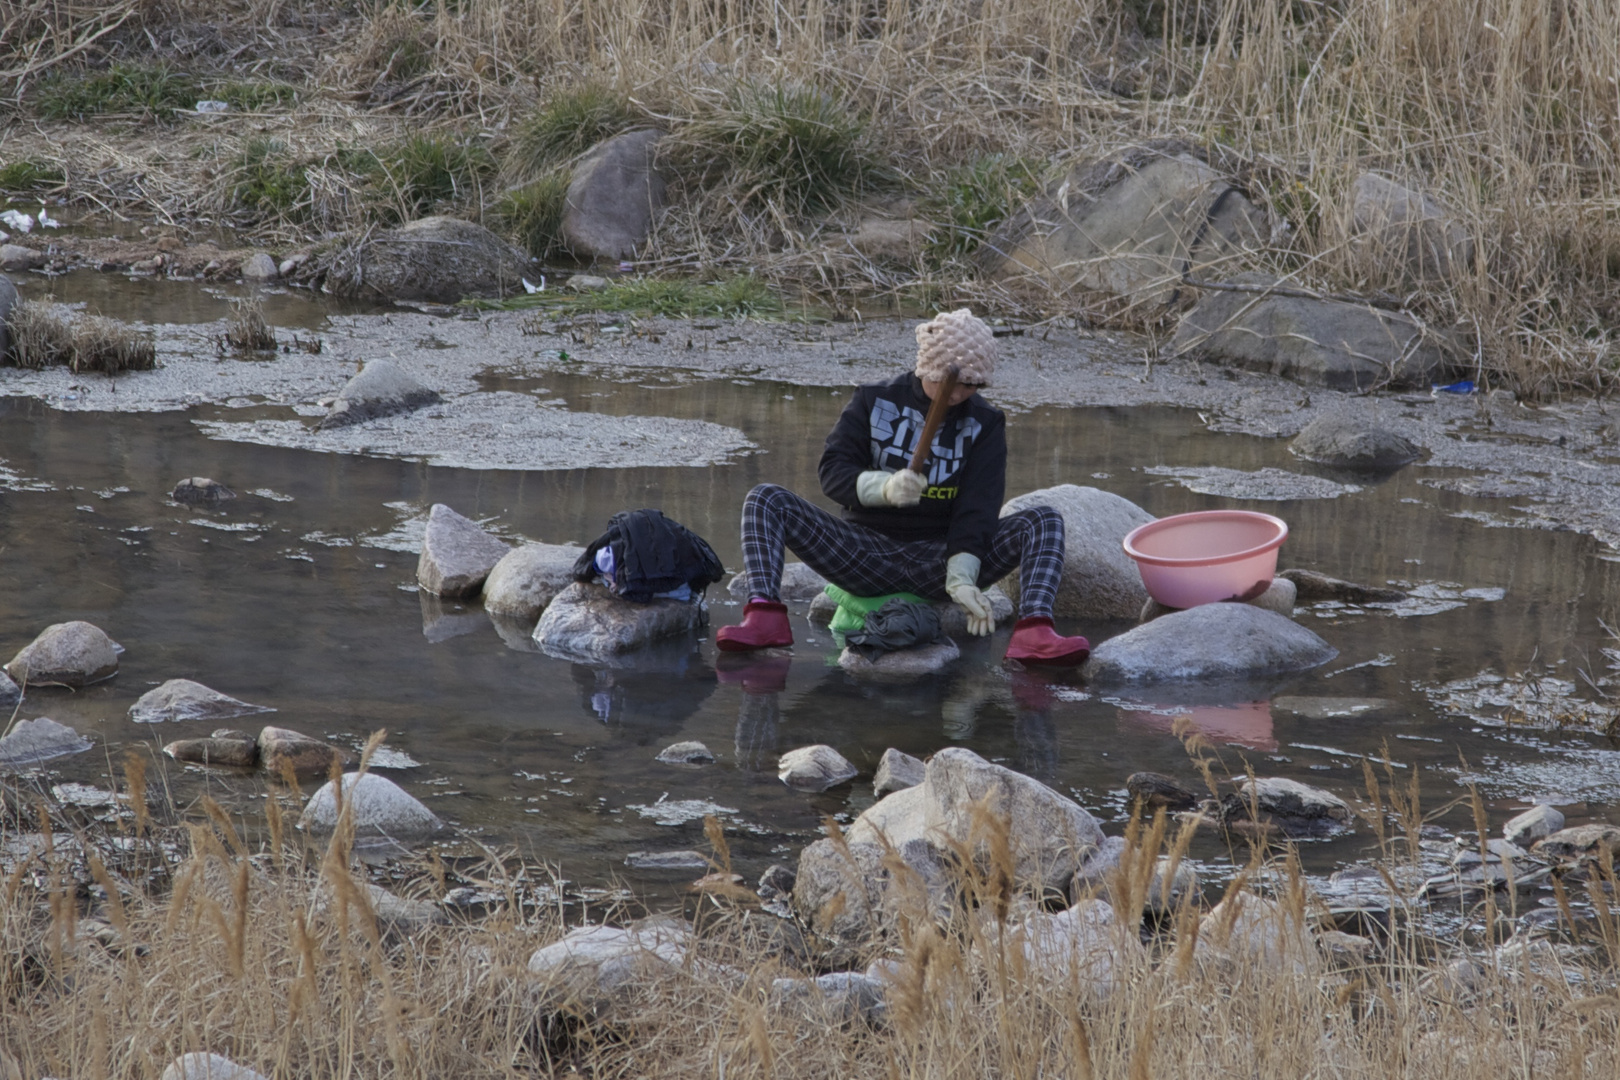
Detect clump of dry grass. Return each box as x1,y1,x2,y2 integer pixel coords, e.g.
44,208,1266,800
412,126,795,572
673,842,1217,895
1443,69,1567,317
7,299,156,373
222,295,276,352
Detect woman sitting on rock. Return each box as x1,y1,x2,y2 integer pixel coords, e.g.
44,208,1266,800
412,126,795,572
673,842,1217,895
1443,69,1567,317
716,308,1089,667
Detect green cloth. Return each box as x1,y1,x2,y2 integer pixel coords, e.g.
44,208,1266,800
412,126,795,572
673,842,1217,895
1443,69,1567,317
823,583,930,634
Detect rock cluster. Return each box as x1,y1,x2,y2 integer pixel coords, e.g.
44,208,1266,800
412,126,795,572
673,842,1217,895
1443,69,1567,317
162,723,355,776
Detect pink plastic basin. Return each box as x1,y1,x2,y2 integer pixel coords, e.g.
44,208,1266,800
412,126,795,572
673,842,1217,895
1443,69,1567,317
1122,510,1288,610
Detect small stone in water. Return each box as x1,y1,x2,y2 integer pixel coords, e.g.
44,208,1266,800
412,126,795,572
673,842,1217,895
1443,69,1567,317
1502,804,1565,847
778,744,858,791
656,740,716,765
625,850,710,870
170,477,236,504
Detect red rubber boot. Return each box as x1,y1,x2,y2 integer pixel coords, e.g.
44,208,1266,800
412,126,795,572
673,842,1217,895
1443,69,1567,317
1003,616,1090,667
716,599,794,652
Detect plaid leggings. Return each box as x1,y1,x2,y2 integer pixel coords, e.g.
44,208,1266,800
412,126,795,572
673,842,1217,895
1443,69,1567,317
740,483,1065,618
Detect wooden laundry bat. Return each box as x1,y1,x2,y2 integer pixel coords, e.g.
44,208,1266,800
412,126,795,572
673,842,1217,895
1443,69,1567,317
909,366,960,476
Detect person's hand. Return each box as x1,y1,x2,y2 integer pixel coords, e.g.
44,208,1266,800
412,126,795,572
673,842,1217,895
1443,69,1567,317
948,582,994,636
881,468,927,507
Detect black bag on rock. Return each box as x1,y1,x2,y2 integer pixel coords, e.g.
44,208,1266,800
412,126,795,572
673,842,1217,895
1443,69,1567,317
572,508,725,603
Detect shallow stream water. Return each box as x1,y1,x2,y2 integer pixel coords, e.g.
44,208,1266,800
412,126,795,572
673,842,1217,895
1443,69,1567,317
5,273,1620,908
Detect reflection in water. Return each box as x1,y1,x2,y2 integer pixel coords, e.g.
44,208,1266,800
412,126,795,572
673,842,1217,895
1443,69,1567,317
569,647,716,741
1118,700,1278,753
734,693,782,772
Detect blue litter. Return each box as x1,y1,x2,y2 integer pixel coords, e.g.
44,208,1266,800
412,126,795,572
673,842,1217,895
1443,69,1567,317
1432,380,1475,395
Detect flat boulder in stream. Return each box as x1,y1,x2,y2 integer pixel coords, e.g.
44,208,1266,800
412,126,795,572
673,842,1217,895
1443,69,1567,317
1290,413,1420,470
129,678,273,724
838,640,960,681
318,358,441,430
416,504,510,599
4,621,121,688
1222,777,1353,838
483,542,584,622
534,582,702,662
1278,568,1406,604
1000,486,1153,618
0,716,92,769
301,772,443,839
1083,604,1337,686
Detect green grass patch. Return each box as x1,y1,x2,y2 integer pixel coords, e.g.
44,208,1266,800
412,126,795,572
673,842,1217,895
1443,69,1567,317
920,154,1041,262
33,62,296,120
490,174,571,259
464,275,786,319
338,134,496,225
505,85,637,183
682,83,874,213
231,138,310,220
0,159,65,191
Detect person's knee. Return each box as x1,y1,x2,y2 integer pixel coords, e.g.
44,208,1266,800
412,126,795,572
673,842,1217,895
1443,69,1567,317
745,482,789,507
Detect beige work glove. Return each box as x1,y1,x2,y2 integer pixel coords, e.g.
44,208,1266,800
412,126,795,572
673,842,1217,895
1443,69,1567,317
857,468,927,508
945,552,993,636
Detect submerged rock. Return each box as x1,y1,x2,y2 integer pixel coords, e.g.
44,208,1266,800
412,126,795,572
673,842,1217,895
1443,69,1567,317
1290,413,1420,470
323,216,529,303
1277,568,1406,604
562,129,668,262
319,358,441,430
1000,485,1153,619
160,1053,270,1080
779,744,859,791
1083,604,1337,685
655,740,716,765
301,772,443,838
416,504,510,599
128,678,273,724
4,621,120,688
170,477,236,504
985,147,1268,308
838,640,960,681
727,561,828,602
483,541,584,622
1172,272,1450,390
0,716,92,769
534,582,702,662
873,747,926,798
625,850,710,870
1503,804,1565,848
163,730,259,768
258,726,352,777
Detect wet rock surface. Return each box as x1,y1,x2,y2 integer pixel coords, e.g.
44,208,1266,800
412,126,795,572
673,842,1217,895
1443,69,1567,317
1290,412,1421,470
0,716,92,769
1140,577,1297,622
1172,273,1450,390
0,668,18,709
1000,485,1153,619
655,740,716,765
1085,604,1337,685
322,216,528,303
128,678,273,724
1145,465,1360,500
318,358,441,430
301,772,443,838
873,747,926,797
1502,804,1565,847
838,640,960,680
624,850,710,870
1223,777,1353,837
483,541,584,622
562,129,668,262
1126,771,1200,813
170,477,236,504
416,504,510,599
163,731,259,768
778,745,859,791
4,621,121,688
1532,824,1620,862
1278,568,1407,603
534,583,703,662
258,725,352,777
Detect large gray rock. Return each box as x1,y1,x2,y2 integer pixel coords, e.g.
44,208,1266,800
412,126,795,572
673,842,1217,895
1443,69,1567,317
128,678,273,724
1000,485,1153,619
727,561,828,602
1014,899,1144,998
160,1054,269,1080
239,252,279,281
1172,273,1450,390
483,541,584,621
527,917,689,995
4,621,120,688
416,504,510,599
769,971,887,1024
985,148,1268,307
1290,413,1420,470
0,668,18,709
838,640,960,681
562,129,667,262
0,272,16,360
779,744,859,791
323,216,529,303
534,582,702,662
1084,604,1337,685
300,772,443,838
1350,172,1473,283
1198,891,1318,973
318,358,441,430
873,747,925,797
0,716,92,769
1502,804,1565,848
1532,824,1620,862
792,837,951,956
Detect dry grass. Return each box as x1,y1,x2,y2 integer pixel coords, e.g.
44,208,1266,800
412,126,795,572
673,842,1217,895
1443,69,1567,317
7,299,157,373
222,295,276,352
5,731,1620,1080
3,0,1619,395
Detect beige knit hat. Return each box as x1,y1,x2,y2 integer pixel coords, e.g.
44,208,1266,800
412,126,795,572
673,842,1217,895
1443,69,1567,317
915,308,995,386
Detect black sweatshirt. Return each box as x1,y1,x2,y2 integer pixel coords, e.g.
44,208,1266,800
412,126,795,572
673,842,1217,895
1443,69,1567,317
818,372,1007,561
